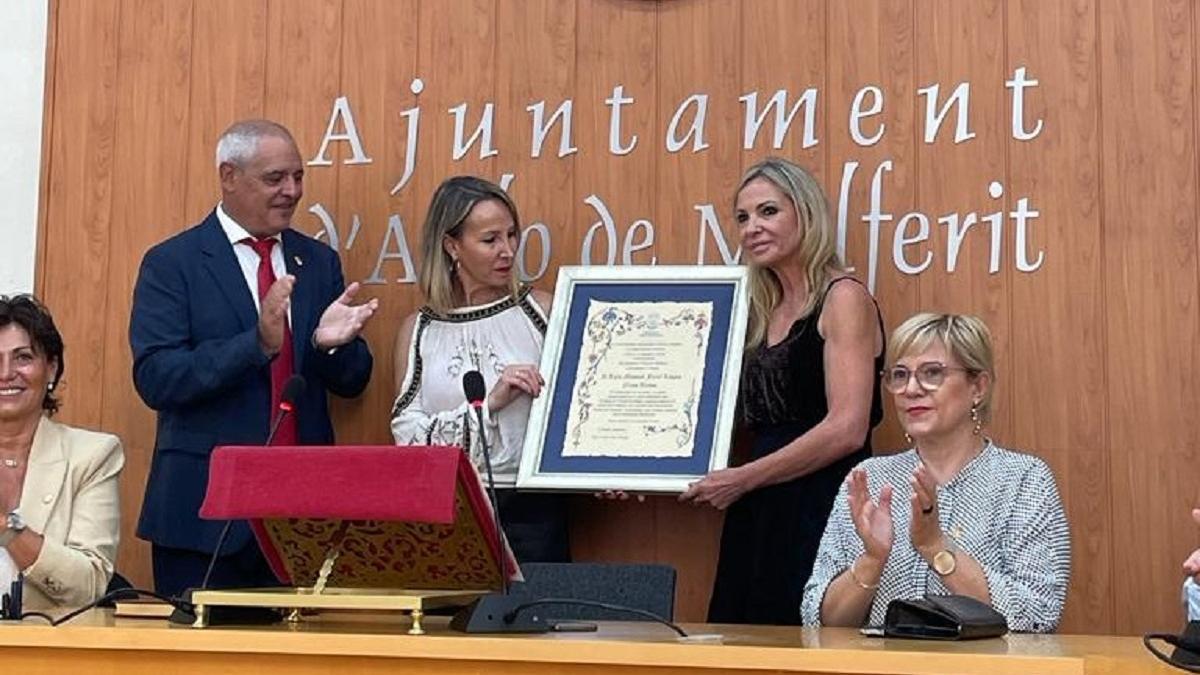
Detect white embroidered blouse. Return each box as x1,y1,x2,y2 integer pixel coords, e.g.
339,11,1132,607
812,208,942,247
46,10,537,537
801,441,1071,632
390,288,547,487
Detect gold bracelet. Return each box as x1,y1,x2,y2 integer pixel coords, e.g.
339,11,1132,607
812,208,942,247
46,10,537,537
849,557,880,590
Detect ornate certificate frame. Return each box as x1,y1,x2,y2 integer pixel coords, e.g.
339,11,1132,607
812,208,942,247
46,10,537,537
517,265,749,493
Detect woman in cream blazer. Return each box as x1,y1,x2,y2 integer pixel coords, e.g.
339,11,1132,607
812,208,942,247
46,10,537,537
0,295,123,611
14,417,123,610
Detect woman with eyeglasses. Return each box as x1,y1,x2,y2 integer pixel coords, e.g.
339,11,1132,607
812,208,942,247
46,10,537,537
680,157,886,625
801,313,1070,632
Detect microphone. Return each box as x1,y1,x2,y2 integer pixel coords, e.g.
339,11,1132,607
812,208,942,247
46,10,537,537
450,371,547,633
189,374,308,608
265,375,306,446
0,574,22,620
463,370,486,408
461,370,507,595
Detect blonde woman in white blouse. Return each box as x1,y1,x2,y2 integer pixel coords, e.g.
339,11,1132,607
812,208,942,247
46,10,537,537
390,176,569,563
802,313,1070,632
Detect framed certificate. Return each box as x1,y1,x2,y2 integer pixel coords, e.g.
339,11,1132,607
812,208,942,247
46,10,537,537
517,265,750,493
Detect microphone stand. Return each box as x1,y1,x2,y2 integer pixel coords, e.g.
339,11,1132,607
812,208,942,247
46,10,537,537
170,391,300,625
450,396,547,633
470,401,509,596
198,402,293,590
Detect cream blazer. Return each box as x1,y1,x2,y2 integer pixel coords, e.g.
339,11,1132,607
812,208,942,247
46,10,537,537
15,416,124,610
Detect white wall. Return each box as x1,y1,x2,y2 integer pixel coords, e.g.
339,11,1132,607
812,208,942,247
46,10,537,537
0,3,48,295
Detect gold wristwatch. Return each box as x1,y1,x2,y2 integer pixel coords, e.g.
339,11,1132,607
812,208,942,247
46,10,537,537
931,549,957,576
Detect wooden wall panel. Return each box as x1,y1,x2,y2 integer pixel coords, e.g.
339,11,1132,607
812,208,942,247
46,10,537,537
741,1,826,178
1006,0,1109,632
264,0,346,243
37,0,121,429
98,0,195,590
183,0,269,223
494,0,581,326
33,0,59,297
826,0,917,452
494,0,576,287
915,0,1014,439
334,0,420,444
413,0,498,192
1100,0,1200,634
570,0,658,270
34,0,1200,633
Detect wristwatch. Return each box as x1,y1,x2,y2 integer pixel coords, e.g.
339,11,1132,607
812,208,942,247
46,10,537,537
0,511,26,547
931,548,957,576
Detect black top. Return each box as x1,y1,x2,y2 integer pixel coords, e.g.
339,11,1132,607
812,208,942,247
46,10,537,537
707,277,884,625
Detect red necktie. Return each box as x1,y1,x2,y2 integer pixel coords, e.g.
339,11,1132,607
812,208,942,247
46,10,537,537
244,237,297,446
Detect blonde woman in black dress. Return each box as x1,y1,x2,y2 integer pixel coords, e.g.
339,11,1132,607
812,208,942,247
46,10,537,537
680,157,884,625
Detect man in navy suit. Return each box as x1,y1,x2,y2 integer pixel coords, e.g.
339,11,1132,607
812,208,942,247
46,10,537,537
129,119,377,599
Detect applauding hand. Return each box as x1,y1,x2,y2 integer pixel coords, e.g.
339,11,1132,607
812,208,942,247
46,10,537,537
846,468,894,565
908,461,946,559
258,274,295,356
314,282,379,349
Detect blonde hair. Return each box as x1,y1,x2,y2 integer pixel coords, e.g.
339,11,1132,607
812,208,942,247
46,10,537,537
887,312,996,423
417,176,521,312
738,158,845,349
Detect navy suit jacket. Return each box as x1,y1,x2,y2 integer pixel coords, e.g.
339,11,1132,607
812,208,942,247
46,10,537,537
130,211,373,554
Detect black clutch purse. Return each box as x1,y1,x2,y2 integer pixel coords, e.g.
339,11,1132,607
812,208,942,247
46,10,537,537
1143,621,1200,672
883,594,1008,640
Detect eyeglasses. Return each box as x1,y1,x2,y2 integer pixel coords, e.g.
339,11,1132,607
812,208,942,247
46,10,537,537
882,362,974,393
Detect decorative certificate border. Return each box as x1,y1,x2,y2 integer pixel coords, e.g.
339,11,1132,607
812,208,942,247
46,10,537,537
517,266,749,493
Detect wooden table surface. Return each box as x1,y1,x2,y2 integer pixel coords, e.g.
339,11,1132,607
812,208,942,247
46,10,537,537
0,610,1182,675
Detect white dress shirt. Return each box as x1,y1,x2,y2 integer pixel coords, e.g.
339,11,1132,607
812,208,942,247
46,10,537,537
215,203,288,317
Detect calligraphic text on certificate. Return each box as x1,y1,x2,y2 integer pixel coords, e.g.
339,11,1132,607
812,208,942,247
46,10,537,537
563,300,713,458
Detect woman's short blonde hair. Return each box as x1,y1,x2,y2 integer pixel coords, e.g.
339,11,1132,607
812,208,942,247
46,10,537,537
417,176,521,312
887,312,996,422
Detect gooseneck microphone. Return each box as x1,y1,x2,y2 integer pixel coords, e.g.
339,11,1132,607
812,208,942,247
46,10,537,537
199,374,307,592
266,375,307,446
451,370,547,632
461,370,508,595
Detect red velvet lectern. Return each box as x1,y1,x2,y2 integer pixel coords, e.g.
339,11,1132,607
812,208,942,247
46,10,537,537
189,445,519,633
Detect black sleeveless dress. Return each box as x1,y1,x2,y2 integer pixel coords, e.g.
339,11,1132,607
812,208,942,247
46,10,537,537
707,278,884,625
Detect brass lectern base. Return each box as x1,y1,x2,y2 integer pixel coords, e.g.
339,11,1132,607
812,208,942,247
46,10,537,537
189,587,485,634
